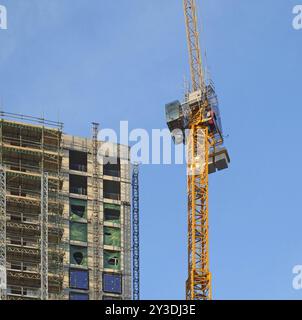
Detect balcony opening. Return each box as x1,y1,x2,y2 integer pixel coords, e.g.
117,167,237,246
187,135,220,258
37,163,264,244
69,150,87,172
104,203,120,224
103,180,120,200
69,175,87,195
103,157,120,177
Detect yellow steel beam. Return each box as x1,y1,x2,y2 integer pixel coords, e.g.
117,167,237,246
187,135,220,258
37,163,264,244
183,0,205,92
186,122,211,300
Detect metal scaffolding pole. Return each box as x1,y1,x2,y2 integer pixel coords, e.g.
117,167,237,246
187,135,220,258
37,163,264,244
0,166,6,300
40,172,49,300
132,164,140,300
92,123,101,300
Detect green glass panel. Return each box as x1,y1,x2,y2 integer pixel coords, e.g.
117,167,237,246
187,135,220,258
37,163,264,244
104,203,120,211
70,222,87,242
104,250,121,270
70,198,87,221
70,245,88,266
104,227,121,247
104,204,120,223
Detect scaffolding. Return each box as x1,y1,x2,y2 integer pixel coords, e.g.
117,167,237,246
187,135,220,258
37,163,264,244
0,166,6,300
40,173,48,300
132,163,140,300
0,112,64,300
92,123,101,300
0,112,133,300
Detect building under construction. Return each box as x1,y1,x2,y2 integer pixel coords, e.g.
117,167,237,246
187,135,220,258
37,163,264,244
0,112,132,300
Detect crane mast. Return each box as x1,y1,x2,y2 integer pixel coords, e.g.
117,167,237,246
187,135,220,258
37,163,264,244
186,123,211,300
183,0,212,300
165,0,230,301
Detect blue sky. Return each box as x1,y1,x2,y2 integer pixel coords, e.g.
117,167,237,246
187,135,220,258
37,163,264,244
1,0,302,300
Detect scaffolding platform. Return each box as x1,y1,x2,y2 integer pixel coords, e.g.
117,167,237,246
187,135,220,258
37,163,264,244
0,112,64,300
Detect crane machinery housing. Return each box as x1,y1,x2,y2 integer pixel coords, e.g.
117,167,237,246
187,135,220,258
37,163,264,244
165,0,230,300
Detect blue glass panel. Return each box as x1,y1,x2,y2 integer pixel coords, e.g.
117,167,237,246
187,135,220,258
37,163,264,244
70,269,89,290
70,292,89,300
103,273,122,294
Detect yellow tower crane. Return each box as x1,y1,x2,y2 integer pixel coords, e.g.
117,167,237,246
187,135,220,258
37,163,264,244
165,0,230,300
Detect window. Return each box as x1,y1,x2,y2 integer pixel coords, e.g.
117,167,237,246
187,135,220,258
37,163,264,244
104,250,121,270
70,245,88,266
11,214,21,222
103,157,120,177
104,203,120,223
11,287,22,295
69,175,87,195
103,295,122,300
104,227,121,247
103,180,120,200
11,262,22,271
70,198,87,221
69,269,89,290
103,273,122,294
69,150,87,172
69,292,89,300
70,222,87,242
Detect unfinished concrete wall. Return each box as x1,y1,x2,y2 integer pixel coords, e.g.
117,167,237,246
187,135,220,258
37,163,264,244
62,135,131,300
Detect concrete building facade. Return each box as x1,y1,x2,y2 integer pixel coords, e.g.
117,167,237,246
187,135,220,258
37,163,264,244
0,113,132,300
